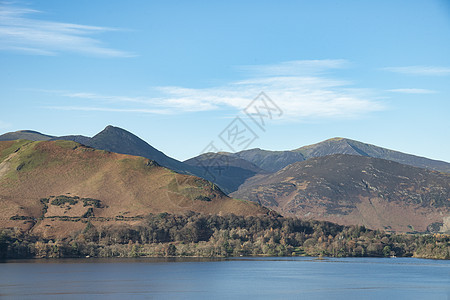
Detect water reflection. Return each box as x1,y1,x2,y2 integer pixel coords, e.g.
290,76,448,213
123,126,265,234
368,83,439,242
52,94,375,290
0,257,449,299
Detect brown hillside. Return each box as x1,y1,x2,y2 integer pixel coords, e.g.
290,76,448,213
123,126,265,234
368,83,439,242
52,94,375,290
232,154,450,233
0,140,267,239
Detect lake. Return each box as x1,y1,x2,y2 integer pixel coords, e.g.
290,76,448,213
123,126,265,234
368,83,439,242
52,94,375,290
1,257,449,299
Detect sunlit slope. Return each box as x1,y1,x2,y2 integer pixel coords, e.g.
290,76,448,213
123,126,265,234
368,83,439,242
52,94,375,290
0,140,267,238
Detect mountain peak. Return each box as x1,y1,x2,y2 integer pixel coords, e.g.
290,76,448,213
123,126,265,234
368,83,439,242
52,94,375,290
325,137,346,142
99,125,126,134
104,125,120,130
92,126,139,142
295,137,362,158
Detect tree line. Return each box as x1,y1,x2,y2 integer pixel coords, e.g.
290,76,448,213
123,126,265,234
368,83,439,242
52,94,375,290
1,212,449,259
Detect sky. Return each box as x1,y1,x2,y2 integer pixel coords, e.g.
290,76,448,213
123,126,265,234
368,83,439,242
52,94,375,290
1,0,449,162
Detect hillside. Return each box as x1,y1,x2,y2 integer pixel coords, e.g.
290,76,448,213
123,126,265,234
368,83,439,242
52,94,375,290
85,125,198,175
232,154,450,233
184,152,266,194
0,140,268,239
0,126,244,192
0,126,199,176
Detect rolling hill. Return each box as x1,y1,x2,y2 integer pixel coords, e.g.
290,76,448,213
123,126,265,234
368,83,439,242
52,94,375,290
231,154,450,233
0,130,53,142
0,126,243,193
0,140,268,239
0,126,198,175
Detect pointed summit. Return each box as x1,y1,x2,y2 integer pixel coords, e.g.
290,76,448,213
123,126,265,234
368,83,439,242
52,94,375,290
89,125,195,175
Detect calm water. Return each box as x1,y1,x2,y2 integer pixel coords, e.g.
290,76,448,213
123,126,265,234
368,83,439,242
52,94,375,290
0,257,449,299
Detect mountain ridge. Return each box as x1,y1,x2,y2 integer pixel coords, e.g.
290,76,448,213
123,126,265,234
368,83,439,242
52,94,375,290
294,137,450,173
1,128,449,195
231,154,450,233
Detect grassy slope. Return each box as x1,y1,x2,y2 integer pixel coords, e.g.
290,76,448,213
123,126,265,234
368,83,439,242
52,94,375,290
0,140,267,238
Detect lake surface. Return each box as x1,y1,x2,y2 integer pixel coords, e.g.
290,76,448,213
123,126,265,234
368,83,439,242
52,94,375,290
1,257,449,299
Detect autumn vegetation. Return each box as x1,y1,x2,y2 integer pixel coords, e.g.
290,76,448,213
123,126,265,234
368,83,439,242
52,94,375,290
1,213,448,260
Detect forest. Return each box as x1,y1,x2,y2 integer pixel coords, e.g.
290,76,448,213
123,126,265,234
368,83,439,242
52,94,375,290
1,212,449,259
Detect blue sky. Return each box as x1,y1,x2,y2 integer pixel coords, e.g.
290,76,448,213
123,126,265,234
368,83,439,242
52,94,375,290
1,0,449,162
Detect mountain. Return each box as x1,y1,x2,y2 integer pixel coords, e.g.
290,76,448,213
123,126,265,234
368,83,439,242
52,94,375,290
226,138,450,174
194,138,450,193
85,125,197,175
0,126,198,176
0,140,268,239
0,130,53,142
81,126,258,193
52,135,91,145
231,154,450,233
230,148,305,172
2,128,449,192
294,138,450,173
184,152,266,194
184,149,304,193
0,126,267,193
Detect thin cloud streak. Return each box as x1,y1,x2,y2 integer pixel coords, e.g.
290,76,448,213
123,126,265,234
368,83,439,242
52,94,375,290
0,3,133,57
47,106,172,115
238,59,349,76
383,66,450,76
48,60,385,119
388,88,437,94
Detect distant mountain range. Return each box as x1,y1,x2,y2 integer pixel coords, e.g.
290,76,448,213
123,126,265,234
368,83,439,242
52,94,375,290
4,128,449,176
232,154,450,233
186,137,450,194
216,137,450,174
1,126,449,233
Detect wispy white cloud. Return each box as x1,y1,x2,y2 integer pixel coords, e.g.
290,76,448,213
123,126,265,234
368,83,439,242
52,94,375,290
47,60,384,119
383,66,450,76
388,88,437,94
0,3,133,57
48,106,171,115
237,59,349,76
